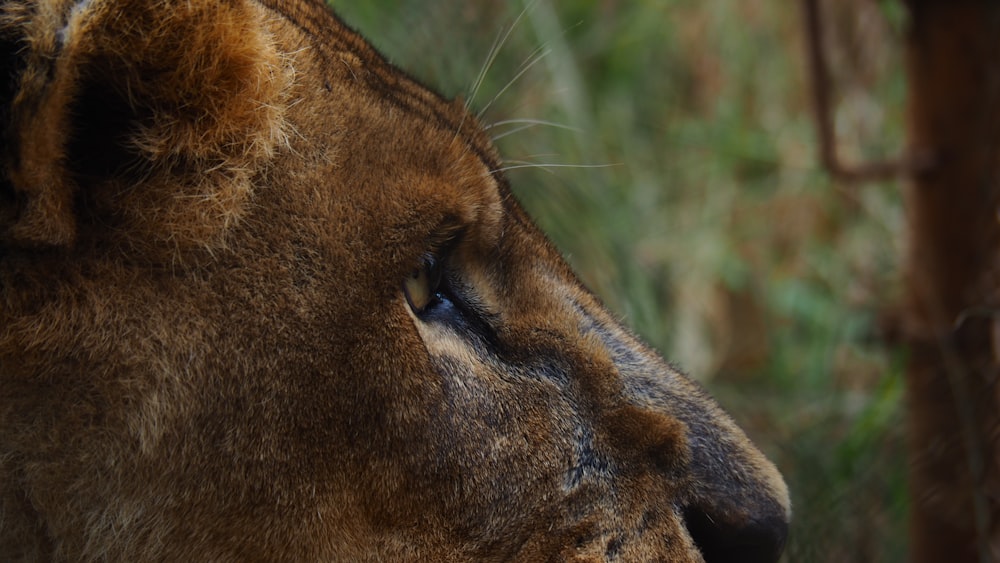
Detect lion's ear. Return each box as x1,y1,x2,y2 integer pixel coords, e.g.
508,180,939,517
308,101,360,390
1,0,291,251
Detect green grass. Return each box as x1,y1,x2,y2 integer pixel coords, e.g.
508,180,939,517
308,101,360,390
334,1,909,559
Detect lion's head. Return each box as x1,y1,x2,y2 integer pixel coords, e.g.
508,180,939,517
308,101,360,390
0,0,789,560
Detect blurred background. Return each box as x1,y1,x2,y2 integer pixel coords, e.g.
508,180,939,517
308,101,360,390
335,1,909,560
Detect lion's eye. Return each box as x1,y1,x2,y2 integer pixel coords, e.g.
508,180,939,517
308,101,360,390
403,255,444,315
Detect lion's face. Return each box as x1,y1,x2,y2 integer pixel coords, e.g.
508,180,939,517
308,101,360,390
0,0,789,560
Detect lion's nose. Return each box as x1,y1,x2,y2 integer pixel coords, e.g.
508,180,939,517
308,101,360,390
683,505,788,563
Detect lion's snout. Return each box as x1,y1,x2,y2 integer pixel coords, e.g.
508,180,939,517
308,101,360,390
683,505,789,563
566,299,791,561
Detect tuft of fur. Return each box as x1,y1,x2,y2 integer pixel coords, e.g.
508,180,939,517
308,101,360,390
1,0,292,255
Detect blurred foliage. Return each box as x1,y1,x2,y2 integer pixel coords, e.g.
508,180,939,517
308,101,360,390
335,0,909,560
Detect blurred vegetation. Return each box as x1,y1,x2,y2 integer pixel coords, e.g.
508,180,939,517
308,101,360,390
335,0,909,560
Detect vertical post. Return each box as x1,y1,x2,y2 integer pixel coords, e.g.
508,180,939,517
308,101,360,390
902,1,1000,560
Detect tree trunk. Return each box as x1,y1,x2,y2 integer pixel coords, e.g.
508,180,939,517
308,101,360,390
902,1,1000,561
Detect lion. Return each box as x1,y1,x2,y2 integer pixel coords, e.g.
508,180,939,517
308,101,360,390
0,0,790,560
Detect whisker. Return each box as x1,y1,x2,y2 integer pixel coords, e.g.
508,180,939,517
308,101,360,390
493,162,622,174
467,0,537,109
492,125,547,142
489,119,581,141
467,29,504,111
453,1,537,146
476,47,550,120
485,118,579,131
513,39,550,75
481,39,552,122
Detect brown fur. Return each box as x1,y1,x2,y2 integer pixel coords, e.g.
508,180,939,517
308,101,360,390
0,0,789,560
